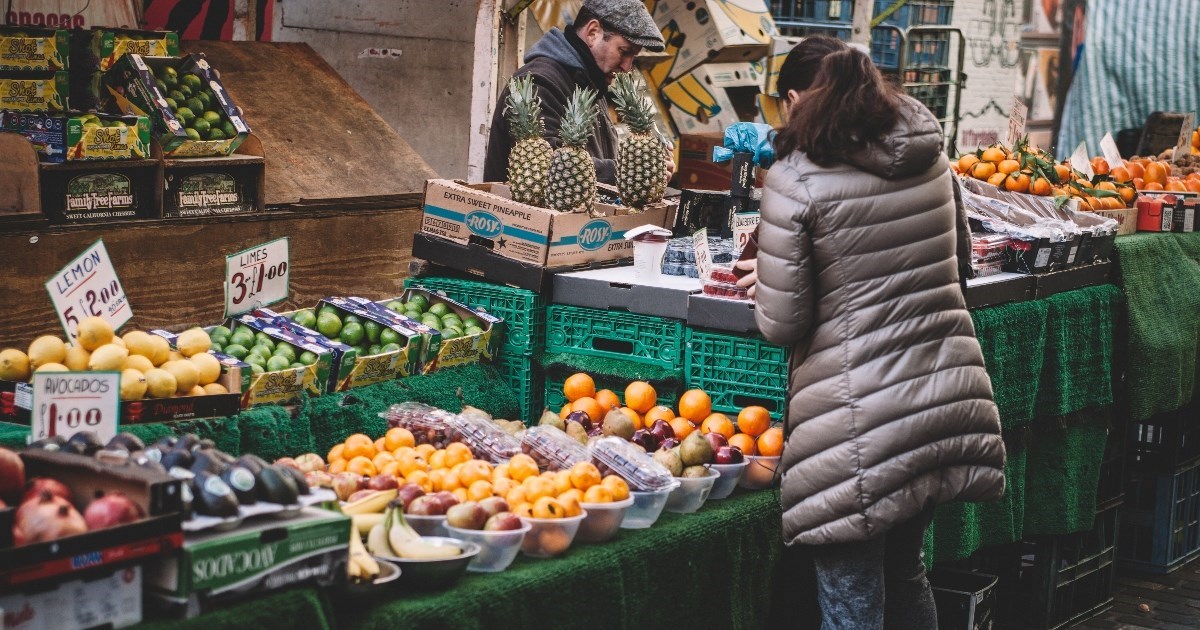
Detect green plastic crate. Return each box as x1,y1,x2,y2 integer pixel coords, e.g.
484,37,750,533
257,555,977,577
405,276,547,356
543,371,680,417
685,328,790,417
545,305,684,370
495,353,543,424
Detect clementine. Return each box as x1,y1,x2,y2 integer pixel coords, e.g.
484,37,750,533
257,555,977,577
558,493,583,517
997,159,1020,174
342,433,374,460
1004,172,1031,193
328,459,347,474
600,475,630,501
980,146,1006,163
583,485,614,503
513,502,535,518
1145,161,1168,185
452,488,468,503
669,416,696,441
406,469,432,492
467,480,494,502
957,154,980,173
624,381,658,414
1126,161,1145,180
346,456,377,477
594,388,621,412
971,161,997,180
622,407,644,431
563,372,596,402
560,403,572,419
729,433,758,456
571,396,606,426
373,437,387,455
757,427,784,457
327,443,345,464
678,389,713,423
644,405,676,426
384,427,415,451
701,413,736,440
508,453,539,481
986,171,1007,187
569,461,603,490
1029,176,1052,196
1110,165,1130,183
1091,157,1110,175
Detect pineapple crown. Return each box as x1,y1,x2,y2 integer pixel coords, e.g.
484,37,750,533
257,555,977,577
610,72,656,135
504,75,545,141
559,86,599,149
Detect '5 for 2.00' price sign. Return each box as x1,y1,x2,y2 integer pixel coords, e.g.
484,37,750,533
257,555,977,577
43,239,132,342
31,371,121,443
225,238,290,317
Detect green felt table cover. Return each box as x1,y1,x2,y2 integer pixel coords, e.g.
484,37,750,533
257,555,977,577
134,585,333,630
1114,232,1200,420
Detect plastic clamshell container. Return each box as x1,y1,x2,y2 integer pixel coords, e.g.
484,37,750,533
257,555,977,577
445,412,521,463
620,482,679,529
403,513,447,537
702,281,749,300
664,469,719,513
519,511,587,558
576,496,635,543
590,436,676,492
520,425,590,471
708,460,750,500
971,233,1010,259
708,265,738,284
738,455,781,489
381,402,455,448
444,522,531,572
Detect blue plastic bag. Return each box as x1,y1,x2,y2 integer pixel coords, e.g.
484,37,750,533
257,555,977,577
712,122,776,168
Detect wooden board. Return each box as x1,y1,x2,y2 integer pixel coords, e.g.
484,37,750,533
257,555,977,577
0,205,423,349
180,40,438,206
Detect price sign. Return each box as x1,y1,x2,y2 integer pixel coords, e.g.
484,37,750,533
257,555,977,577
31,371,120,443
733,212,760,251
44,239,131,342
225,238,290,317
1069,142,1094,179
1100,132,1124,168
692,228,713,280
1006,96,1028,147
1174,112,1195,165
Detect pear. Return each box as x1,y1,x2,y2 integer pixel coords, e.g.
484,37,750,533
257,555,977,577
653,448,684,477
565,421,589,445
681,465,710,478
680,430,714,467
601,407,635,440
538,408,566,431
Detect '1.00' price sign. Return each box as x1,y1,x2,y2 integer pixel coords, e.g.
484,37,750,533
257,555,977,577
44,238,132,342
225,237,290,317
31,371,121,443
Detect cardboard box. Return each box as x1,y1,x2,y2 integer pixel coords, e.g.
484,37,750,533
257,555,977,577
762,35,803,97
1092,208,1138,236
313,297,427,386
755,92,784,128
0,564,143,630
411,231,585,293
650,0,775,81
1136,195,1175,232
89,28,179,72
0,72,68,112
217,313,348,406
1173,198,1196,232
554,266,701,320
661,61,765,135
38,157,161,223
0,379,32,423
0,450,184,589
162,137,265,217
102,53,251,158
371,289,503,372
1,111,150,163
962,272,1034,309
687,292,760,333
420,179,675,268
146,507,348,618
0,26,69,72
1032,261,1112,299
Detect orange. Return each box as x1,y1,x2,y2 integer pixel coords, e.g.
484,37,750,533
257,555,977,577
508,453,539,481
971,161,997,180
563,372,596,402
459,459,492,486
729,433,758,456
1096,181,1117,192
622,407,644,431
560,403,572,419
624,381,658,414
997,159,1020,174
446,442,474,467
1110,165,1131,183
600,475,630,501
669,416,696,441
737,406,772,437
1144,182,1165,191
327,443,345,463
523,476,556,503
374,437,387,454
552,470,574,495
391,445,414,459
557,488,584,504
558,493,583,517
342,433,375,460
380,461,400,479
571,397,605,425
467,479,494,501
1187,179,1200,194
406,469,432,493
986,172,1007,187
700,413,736,440
1119,186,1136,203
1029,176,1052,196
532,496,567,519
384,427,415,451
328,458,347,474
513,502,535,518
1132,177,1145,190
371,451,396,471
757,427,784,457
1145,161,1168,185
1004,172,1031,193
980,146,1006,163
1091,157,1110,175
506,485,528,507
492,463,511,481
428,449,448,470
1053,163,1072,183
594,389,621,412
957,154,980,173
583,485,614,503
396,452,428,477
452,488,468,504
493,477,517,497
569,461,602,490
644,406,676,427
346,456,377,477
442,469,464,491
678,389,712,423
1166,178,1188,192
1126,161,1145,180
414,443,437,459
429,468,448,492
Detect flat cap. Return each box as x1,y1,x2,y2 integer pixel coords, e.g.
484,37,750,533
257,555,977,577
581,0,666,51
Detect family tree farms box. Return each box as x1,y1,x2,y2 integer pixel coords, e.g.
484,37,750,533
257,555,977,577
1,111,150,163
39,157,161,222
421,180,675,268
162,137,265,217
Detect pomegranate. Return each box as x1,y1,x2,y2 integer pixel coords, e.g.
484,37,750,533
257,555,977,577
0,447,24,503
83,492,145,530
15,491,86,543
22,477,71,505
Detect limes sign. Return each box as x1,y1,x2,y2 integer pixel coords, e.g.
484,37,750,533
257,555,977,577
31,371,121,443
44,238,132,342
225,237,289,317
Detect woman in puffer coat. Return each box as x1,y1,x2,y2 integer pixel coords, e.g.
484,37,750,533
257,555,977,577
741,37,1006,629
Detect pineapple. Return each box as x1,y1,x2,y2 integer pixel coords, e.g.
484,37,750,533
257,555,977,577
546,86,599,214
610,72,668,210
504,75,553,206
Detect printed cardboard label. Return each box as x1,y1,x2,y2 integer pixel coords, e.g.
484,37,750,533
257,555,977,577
0,72,68,112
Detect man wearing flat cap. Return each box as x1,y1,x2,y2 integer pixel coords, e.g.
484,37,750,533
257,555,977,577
484,0,670,186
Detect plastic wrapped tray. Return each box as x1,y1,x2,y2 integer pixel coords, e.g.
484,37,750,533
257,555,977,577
702,281,749,300
381,402,455,448
520,425,590,471
589,436,676,492
971,233,1010,260
972,259,1005,278
445,413,521,463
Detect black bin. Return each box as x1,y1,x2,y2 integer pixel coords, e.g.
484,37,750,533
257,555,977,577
930,568,998,630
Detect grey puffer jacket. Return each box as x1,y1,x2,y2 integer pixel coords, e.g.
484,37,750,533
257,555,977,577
755,96,1006,546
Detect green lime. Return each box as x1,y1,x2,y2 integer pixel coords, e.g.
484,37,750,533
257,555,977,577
210,341,223,352
191,118,211,134
196,91,212,108
175,106,195,123
318,305,339,319
421,316,442,330
182,73,202,90
356,345,370,356
184,128,201,141
339,322,364,346
229,331,254,349
185,97,204,114
249,345,272,361
343,314,361,325
222,121,237,138
211,325,232,339
297,351,318,366
156,79,167,92
316,311,342,338
464,326,484,336
162,66,178,80
408,294,428,307
428,303,450,317
385,300,403,312
202,110,222,124
103,120,125,128
381,343,401,353
290,362,305,370
207,128,226,141
379,328,401,346
292,309,316,329
363,321,382,344
244,353,266,368
249,363,265,376
273,343,297,362
266,355,291,372
404,310,423,321
177,84,193,98
441,329,461,340
253,332,276,350
367,344,382,356
463,316,482,328
168,89,185,103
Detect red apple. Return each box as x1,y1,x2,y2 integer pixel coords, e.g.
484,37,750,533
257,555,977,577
293,453,325,474
715,445,745,465
83,492,145,530
648,419,675,443
432,490,459,512
273,457,299,471
446,501,488,530
304,470,333,489
332,472,366,502
395,483,425,510
704,432,728,452
483,512,523,531
406,495,444,516
478,496,509,518
367,474,399,491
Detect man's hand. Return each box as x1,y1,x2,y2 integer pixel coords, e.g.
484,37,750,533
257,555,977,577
665,155,676,177
734,259,757,299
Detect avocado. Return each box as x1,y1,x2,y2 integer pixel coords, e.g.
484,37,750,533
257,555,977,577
236,454,268,474
29,435,67,451
193,471,240,518
106,432,145,453
190,449,228,476
64,430,104,456
154,435,180,450
278,465,311,495
176,434,201,451
221,465,258,505
256,465,299,505
159,447,194,470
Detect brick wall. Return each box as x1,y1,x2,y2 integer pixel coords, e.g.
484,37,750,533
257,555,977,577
950,0,1023,153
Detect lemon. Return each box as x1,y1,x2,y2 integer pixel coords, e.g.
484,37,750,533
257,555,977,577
120,368,147,401
123,330,156,358
203,383,229,395
176,328,211,357
109,335,126,348
0,349,31,381
35,363,69,373
167,351,185,363
124,354,155,372
188,385,206,396
162,360,199,393
28,336,67,369
87,344,128,371
63,345,90,371
76,317,114,351
189,352,221,386
147,335,171,366
144,368,177,398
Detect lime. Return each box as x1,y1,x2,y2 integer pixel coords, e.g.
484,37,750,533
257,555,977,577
248,345,272,361
175,107,195,123
253,333,276,350
421,316,442,330
210,341,223,352
207,128,226,141
211,325,232,339
229,331,254,348
222,121,237,138
202,110,222,125
184,128,201,141
182,73,202,90
177,84,193,98
266,355,291,372
292,309,316,329
356,345,370,356
339,322,364,346
249,363,265,376
168,89,185,103
367,344,382,356
289,362,305,370
316,312,342,338
297,351,318,366
379,328,401,346
408,294,428,308
196,91,212,108
318,305,339,319
156,79,167,93
244,353,266,368
404,310,423,321
185,97,204,114
441,315,462,327
221,343,246,359
463,316,482,328
464,326,484,336
191,118,211,134
162,66,178,81
401,301,421,313
381,343,401,353
441,329,462,340
363,321,382,344
428,303,450,317
385,300,403,312
343,314,361,325
273,343,297,362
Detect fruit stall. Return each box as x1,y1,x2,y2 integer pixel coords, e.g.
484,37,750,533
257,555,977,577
0,18,1199,630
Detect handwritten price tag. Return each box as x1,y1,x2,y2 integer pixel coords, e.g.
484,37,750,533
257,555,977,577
692,228,713,280
31,371,121,443
1099,132,1124,167
1069,142,1095,179
733,212,760,251
225,238,290,317
1174,112,1195,164
44,239,131,342
1006,96,1028,147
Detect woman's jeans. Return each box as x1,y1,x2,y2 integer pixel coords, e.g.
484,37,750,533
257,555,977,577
810,506,938,630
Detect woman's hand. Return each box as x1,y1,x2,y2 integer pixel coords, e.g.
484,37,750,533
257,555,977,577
734,259,758,299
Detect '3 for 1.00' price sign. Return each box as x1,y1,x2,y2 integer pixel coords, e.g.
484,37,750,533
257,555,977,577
225,238,290,317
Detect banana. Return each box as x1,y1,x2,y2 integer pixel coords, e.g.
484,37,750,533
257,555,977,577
387,506,420,553
367,521,392,557
348,526,380,580
340,488,398,516
393,540,462,560
353,513,386,536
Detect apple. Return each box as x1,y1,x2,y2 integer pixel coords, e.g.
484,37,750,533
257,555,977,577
367,474,399,491
478,496,509,518
446,501,488,530
274,456,299,471
566,410,593,432
433,490,459,511
704,432,728,452
304,470,333,489
395,483,425,510
293,453,325,473
715,445,745,465
0,447,25,504
657,437,680,451
406,495,444,516
332,472,366,502
630,429,660,452
484,511,524,531
648,419,675,443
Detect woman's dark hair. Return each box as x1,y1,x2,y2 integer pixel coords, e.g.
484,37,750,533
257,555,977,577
775,38,903,165
775,36,846,96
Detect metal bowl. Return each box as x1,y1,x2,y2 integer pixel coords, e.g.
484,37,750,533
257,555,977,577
338,558,402,601
377,537,481,590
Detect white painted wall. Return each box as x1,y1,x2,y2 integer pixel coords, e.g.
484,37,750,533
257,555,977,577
951,0,1022,153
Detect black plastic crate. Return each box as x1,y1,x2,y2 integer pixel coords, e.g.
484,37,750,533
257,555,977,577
1119,460,1200,574
929,569,998,630
1096,426,1126,513
906,83,950,119
1127,400,1200,474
